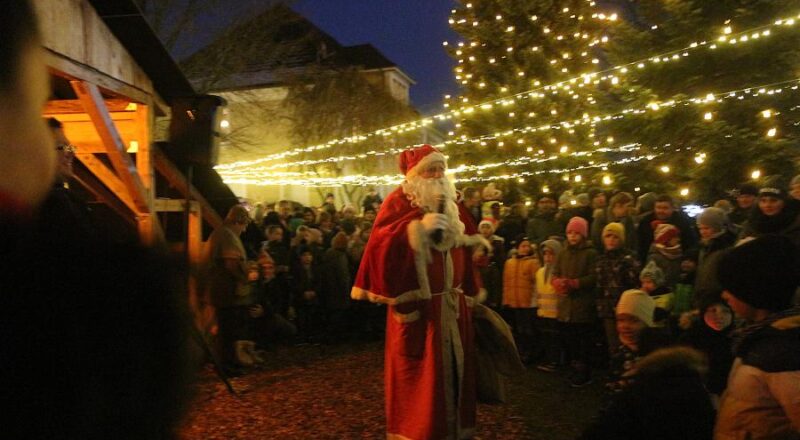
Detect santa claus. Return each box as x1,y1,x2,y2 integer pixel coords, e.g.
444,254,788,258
351,145,486,440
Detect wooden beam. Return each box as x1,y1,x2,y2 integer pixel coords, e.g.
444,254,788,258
42,118,139,154
152,146,223,229
46,50,170,116
75,153,138,214
71,167,137,228
45,99,133,114
154,198,201,213
188,201,203,265
71,80,150,213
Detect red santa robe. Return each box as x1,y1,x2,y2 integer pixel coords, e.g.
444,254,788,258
352,187,486,440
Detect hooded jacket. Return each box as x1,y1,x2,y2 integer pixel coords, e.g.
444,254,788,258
553,240,598,323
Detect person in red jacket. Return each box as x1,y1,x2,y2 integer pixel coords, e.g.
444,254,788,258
351,145,486,440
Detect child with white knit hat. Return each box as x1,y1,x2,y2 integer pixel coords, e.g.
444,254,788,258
606,289,669,394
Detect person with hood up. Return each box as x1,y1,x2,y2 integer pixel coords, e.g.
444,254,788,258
639,260,674,328
714,235,800,439
534,239,564,372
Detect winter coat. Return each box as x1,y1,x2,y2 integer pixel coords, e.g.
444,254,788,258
475,235,505,308
525,211,564,245
591,208,638,257
739,199,800,250
595,248,640,319
553,241,598,323
693,231,737,306
582,347,716,440
502,255,539,308
678,318,734,395
715,312,800,439
535,266,559,319
647,247,682,289
321,248,352,310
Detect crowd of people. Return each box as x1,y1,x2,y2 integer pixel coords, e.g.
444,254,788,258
212,174,800,438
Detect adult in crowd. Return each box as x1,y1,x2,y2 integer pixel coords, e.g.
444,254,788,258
589,188,607,212
361,187,383,213
637,194,697,263
459,186,482,228
204,205,252,375
728,183,758,228
591,192,637,256
322,232,353,342
715,235,800,439
0,3,192,437
495,202,527,251
525,193,563,245
351,145,484,440
738,183,800,249
633,191,657,225
692,207,737,306
37,117,95,240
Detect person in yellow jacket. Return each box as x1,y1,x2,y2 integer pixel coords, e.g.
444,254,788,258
534,239,564,372
503,235,541,363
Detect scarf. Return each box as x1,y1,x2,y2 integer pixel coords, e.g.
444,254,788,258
731,305,800,355
654,243,682,260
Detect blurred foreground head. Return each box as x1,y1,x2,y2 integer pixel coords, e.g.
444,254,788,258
0,0,56,209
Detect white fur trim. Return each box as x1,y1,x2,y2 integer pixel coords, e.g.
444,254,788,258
405,151,447,178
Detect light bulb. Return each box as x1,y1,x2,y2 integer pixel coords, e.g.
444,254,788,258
751,169,762,180
680,188,690,196
704,112,713,121
660,165,670,173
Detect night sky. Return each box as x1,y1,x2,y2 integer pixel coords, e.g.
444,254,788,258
292,0,460,114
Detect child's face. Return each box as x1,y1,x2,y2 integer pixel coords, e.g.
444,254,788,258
300,252,313,265
703,303,733,331
261,262,275,280
616,313,646,345
603,233,621,251
268,229,283,242
517,241,532,256
479,223,493,238
698,224,717,241
640,278,656,293
566,231,583,246
722,290,757,320
542,248,555,265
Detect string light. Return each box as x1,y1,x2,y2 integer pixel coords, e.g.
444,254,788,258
680,188,690,196
216,10,800,171
767,127,778,137
220,78,800,176
660,165,671,173
751,169,762,179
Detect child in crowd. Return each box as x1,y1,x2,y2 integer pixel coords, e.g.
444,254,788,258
503,235,541,363
606,290,668,395
639,261,674,329
474,219,506,308
678,296,735,402
552,217,598,387
231,261,264,366
646,222,682,289
535,239,564,372
292,245,323,343
595,222,640,355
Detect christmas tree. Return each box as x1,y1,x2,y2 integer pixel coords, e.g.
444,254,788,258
445,0,618,197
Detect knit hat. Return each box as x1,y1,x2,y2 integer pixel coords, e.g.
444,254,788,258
616,289,656,327
398,144,446,177
540,239,562,256
566,216,588,238
639,260,666,287
576,193,590,207
737,183,759,196
697,207,729,233
602,222,626,244
636,192,658,213
478,219,496,232
652,222,679,246
717,235,800,311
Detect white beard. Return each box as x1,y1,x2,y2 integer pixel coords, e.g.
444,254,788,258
402,175,465,237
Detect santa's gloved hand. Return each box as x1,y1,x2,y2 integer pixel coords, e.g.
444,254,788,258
421,213,448,233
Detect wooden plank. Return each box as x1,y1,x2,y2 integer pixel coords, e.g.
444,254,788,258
71,80,150,213
154,198,202,212
152,146,223,229
75,153,138,214
71,167,137,227
45,99,133,114
134,104,155,244
41,118,139,154
188,201,203,265
46,51,169,116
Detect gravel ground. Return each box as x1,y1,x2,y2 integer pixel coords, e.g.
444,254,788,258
180,341,604,439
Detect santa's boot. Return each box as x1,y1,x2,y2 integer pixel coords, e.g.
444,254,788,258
234,340,255,367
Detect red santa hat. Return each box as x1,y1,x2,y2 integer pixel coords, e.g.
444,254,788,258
652,221,679,246
399,144,447,177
